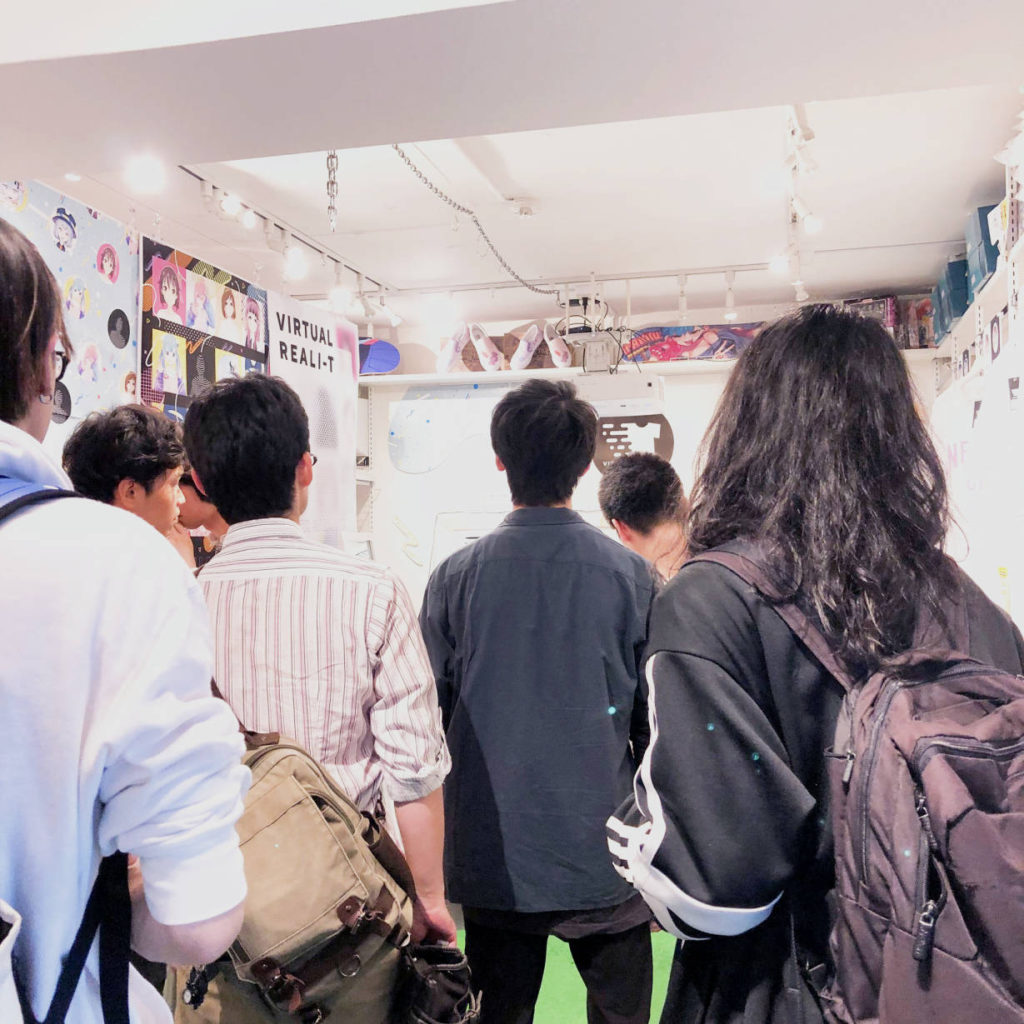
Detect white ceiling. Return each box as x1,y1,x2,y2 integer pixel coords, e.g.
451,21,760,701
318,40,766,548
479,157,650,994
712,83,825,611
3,0,1023,327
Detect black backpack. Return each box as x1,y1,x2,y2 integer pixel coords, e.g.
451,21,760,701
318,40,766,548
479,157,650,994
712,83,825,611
694,548,1024,1024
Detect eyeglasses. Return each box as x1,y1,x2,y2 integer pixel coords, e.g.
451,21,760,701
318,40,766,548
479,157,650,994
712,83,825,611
310,454,318,466
53,350,69,382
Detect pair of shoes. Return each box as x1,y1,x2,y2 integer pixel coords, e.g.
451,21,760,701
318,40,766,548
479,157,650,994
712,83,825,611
510,322,572,369
436,323,503,373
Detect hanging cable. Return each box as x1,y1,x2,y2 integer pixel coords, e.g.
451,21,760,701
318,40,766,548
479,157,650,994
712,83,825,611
392,144,559,296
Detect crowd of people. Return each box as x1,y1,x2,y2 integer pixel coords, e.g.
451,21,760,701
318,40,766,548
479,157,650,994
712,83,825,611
2,214,1022,1024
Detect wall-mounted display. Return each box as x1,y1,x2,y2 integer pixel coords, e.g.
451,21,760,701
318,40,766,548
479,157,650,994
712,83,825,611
140,239,267,421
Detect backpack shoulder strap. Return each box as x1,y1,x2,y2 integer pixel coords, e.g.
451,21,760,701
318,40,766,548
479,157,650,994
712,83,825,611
689,548,858,694
0,476,81,526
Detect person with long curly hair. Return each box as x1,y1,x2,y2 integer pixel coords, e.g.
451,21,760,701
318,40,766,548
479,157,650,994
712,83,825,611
608,304,1024,1024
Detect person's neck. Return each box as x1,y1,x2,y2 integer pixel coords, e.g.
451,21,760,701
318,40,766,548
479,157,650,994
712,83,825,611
648,522,688,581
512,499,572,510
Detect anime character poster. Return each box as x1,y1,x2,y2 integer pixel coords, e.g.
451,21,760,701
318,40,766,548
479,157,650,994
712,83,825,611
0,179,140,460
622,323,762,363
140,239,267,421
267,292,359,543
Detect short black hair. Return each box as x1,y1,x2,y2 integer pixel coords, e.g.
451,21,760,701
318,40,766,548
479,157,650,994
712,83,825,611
62,404,185,502
598,452,687,534
183,373,308,525
490,379,597,506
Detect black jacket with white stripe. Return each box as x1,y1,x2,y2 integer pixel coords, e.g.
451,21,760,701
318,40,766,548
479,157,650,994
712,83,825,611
607,545,1024,1023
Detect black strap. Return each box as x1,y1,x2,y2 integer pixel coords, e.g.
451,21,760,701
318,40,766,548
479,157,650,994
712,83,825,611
18,854,131,1024
689,549,859,693
2,478,128,1023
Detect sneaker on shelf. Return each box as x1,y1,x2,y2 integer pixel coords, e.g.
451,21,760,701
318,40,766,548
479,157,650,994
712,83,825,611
469,322,503,372
509,324,542,370
543,323,572,367
436,322,470,374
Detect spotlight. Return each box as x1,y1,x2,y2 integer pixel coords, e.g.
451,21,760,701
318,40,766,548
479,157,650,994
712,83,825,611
64,172,82,182
329,264,352,313
793,280,810,303
220,192,242,217
792,195,823,236
282,233,308,281
677,273,687,324
124,153,167,194
378,293,403,327
723,270,738,322
240,208,258,230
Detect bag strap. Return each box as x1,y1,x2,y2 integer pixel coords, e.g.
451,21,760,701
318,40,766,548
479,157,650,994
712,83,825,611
1,478,127,1023
18,854,130,1024
689,549,859,694
0,477,81,526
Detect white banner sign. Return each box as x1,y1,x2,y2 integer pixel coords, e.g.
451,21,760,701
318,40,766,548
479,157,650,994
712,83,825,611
267,293,359,545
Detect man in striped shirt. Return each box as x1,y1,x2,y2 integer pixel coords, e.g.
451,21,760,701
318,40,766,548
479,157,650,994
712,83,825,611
181,374,455,951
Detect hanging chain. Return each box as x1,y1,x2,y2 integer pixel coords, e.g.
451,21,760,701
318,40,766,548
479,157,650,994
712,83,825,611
392,144,559,296
326,150,339,233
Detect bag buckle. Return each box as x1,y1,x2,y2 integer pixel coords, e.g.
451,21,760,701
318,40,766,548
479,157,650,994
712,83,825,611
336,895,366,932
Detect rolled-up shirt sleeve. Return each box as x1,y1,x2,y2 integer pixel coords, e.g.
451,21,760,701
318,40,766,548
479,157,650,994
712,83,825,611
369,572,452,804
607,575,816,940
95,569,250,927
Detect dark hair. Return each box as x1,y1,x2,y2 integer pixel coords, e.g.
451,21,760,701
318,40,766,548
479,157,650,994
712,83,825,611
490,379,597,506
598,452,688,534
183,373,309,524
0,220,73,422
688,304,955,673
62,404,185,502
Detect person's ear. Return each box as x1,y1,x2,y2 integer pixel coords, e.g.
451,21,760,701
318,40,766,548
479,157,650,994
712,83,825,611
190,469,210,499
112,477,137,511
296,452,314,489
495,455,506,473
611,518,633,545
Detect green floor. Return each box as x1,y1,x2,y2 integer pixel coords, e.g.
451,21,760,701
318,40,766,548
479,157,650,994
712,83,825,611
456,929,676,1023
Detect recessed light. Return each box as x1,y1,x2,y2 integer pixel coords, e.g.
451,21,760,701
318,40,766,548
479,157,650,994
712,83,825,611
64,172,82,182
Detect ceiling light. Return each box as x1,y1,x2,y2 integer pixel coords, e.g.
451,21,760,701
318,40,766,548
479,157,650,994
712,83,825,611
220,192,242,217
792,195,823,235
64,172,81,182
723,269,738,321
282,233,308,281
378,293,403,327
329,264,352,314
124,153,167,194
793,280,810,303
240,207,258,230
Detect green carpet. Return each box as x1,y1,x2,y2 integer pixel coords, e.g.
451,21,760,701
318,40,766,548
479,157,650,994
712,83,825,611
456,929,676,1023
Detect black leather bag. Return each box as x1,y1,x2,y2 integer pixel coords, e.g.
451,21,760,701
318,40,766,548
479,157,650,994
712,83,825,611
393,944,480,1024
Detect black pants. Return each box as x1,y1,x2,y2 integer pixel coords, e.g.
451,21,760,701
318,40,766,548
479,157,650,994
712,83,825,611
463,916,653,1024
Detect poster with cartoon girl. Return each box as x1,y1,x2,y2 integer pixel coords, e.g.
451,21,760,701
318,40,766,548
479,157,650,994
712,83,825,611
243,294,265,352
217,286,244,343
122,371,137,401
215,349,244,381
63,277,89,321
153,260,185,324
186,275,216,332
152,331,186,396
51,207,77,253
96,243,119,282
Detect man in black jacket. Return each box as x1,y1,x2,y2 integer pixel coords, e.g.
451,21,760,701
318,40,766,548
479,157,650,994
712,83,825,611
420,380,654,1024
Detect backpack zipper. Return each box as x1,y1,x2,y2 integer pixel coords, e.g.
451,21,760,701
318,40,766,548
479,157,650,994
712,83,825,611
855,663,1006,880
915,735,1024,774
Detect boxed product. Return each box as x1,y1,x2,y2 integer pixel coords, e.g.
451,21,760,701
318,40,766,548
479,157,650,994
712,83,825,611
987,200,1008,254
843,295,898,338
965,205,999,299
933,258,969,339
897,296,935,348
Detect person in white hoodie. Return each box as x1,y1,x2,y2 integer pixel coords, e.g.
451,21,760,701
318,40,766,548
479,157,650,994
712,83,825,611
0,218,250,1024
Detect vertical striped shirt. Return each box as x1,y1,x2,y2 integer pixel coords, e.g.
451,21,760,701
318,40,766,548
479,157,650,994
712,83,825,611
200,518,450,814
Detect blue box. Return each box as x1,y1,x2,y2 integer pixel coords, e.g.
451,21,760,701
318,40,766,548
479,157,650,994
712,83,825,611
931,284,948,342
965,205,998,299
936,259,969,328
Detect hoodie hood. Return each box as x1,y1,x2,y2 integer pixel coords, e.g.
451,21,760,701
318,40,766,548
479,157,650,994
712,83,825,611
0,420,73,490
